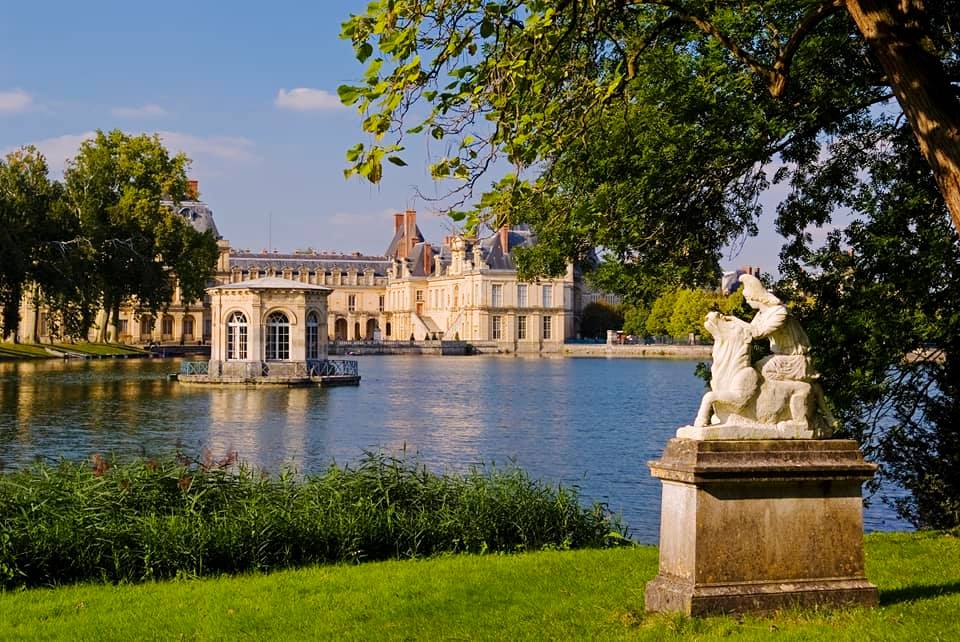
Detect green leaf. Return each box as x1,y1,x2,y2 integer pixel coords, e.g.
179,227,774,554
387,156,408,167
346,144,365,163
357,42,374,63
337,85,362,106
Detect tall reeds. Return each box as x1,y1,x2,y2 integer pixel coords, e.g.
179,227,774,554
0,452,628,588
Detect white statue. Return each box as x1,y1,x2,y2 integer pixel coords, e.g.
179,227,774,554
678,275,835,440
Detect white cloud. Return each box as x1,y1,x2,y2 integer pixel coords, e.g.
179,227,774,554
158,131,257,162
7,130,256,178
0,89,33,114
274,88,344,112
111,104,168,118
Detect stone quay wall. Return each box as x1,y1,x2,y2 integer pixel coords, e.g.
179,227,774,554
563,344,712,359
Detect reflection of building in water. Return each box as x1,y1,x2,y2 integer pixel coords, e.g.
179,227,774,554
204,387,313,470
18,188,586,353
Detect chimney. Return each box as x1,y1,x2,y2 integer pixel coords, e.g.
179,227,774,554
186,179,199,200
423,243,433,275
394,212,404,233
405,209,417,257
499,224,510,255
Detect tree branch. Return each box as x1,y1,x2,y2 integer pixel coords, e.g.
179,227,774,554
771,0,846,97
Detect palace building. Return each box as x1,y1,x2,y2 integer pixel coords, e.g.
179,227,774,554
19,193,585,353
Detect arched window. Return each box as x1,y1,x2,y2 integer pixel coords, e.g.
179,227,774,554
265,311,290,361
334,318,348,341
226,312,247,360
306,311,320,360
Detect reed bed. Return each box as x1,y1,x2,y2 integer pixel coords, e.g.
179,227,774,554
0,451,627,588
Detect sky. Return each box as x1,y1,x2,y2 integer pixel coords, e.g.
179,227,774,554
1,0,787,273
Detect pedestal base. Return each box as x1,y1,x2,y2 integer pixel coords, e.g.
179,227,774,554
645,439,879,616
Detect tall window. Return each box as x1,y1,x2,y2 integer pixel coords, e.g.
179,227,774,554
416,289,424,302
517,284,528,308
492,315,502,340
183,316,194,337
226,311,248,360
348,294,357,312
542,315,552,340
306,312,320,360
517,315,527,340
265,312,290,360
379,295,385,312
162,316,174,336
491,284,503,307
542,285,553,308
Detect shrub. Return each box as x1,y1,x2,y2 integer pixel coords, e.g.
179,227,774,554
0,452,628,588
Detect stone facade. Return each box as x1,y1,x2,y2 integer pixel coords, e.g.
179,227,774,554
17,203,584,353
206,277,331,378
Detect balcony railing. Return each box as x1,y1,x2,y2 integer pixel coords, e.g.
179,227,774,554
181,359,358,380
180,360,209,375
310,359,359,377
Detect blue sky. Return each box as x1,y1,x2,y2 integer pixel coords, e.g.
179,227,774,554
1,0,786,272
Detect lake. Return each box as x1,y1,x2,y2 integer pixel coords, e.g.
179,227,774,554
0,356,910,542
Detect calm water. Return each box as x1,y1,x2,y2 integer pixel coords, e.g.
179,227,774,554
0,356,910,542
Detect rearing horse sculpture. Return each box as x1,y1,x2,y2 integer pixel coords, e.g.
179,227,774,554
690,311,835,438
693,312,760,428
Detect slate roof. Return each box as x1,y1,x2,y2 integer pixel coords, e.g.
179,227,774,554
408,242,440,277
385,223,426,259
164,200,221,239
208,276,332,292
230,252,392,276
477,225,537,270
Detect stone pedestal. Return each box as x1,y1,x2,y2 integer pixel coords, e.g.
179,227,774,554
645,439,879,616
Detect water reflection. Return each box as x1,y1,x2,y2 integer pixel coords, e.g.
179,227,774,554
0,356,911,541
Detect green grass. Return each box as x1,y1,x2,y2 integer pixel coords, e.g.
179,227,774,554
0,342,53,359
0,532,956,640
51,342,147,356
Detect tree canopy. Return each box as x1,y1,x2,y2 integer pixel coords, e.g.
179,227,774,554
339,0,959,294
0,148,63,340
0,132,218,343
63,130,219,342
339,1,960,526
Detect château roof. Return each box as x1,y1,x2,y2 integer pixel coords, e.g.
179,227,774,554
207,276,333,292
229,252,391,276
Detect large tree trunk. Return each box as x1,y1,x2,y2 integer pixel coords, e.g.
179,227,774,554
97,294,112,343
845,0,960,235
31,285,40,344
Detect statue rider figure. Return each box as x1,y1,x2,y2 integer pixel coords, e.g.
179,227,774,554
739,274,813,384
739,274,831,433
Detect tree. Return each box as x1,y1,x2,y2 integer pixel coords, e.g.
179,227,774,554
622,305,649,338
579,301,623,338
667,289,713,339
0,148,63,341
340,1,960,241
338,1,960,523
63,130,218,342
644,290,679,337
777,121,960,529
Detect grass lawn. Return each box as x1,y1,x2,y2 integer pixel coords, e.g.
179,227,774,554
0,531,956,640
51,342,147,356
0,343,52,359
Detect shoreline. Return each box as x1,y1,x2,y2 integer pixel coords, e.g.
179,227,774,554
562,343,712,359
